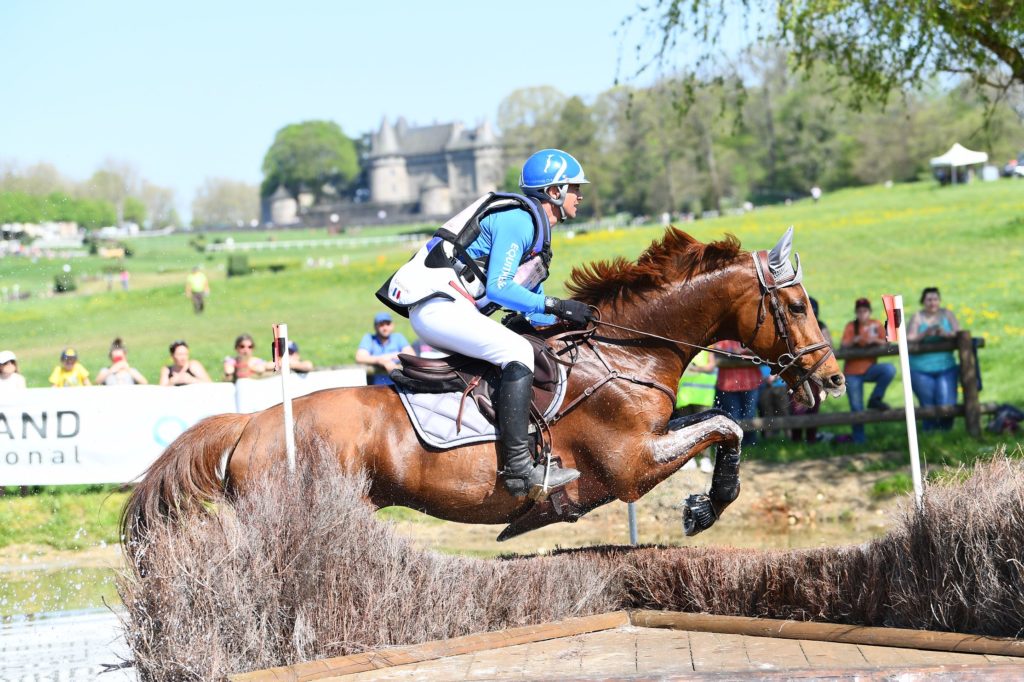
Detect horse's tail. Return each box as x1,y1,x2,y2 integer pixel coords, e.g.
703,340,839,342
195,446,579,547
121,412,251,559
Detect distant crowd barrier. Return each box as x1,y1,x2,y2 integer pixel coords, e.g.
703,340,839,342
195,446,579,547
739,331,993,437
0,368,366,487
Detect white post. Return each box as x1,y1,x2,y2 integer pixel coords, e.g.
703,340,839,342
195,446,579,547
275,323,297,473
627,502,639,545
892,296,924,507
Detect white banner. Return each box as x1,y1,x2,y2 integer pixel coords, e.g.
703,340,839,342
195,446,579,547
0,369,366,486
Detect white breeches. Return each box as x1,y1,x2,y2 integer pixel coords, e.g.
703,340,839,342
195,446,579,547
409,296,534,372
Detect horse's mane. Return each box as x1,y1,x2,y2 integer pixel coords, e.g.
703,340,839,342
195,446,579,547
566,227,745,305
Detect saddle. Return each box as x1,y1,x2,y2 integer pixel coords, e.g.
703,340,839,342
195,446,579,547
390,335,562,427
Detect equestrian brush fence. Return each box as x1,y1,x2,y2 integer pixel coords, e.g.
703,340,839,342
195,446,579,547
118,437,1024,680
739,330,993,436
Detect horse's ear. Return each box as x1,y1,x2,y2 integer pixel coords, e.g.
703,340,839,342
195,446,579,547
768,226,800,284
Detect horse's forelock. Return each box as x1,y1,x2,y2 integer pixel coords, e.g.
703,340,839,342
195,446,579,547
566,227,745,305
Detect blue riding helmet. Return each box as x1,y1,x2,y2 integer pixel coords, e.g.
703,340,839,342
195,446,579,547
519,149,589,209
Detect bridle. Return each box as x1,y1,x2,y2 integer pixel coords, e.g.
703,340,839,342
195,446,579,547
744,250,834,389
565,249,834,396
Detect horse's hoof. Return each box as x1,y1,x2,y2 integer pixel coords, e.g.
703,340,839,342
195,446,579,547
682,493,716,536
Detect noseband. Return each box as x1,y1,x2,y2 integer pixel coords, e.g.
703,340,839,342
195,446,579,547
745,250,833,389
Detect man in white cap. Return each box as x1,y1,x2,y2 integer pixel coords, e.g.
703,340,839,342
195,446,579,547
0,350,26,393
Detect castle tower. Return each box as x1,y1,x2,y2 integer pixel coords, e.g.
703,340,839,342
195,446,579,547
472,119,504,195
368,117,410,203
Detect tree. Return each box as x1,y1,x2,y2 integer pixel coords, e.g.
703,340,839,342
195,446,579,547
140,181,178,228
497,86,567,157
261,121,359,199
123,196,147,226
636,1,1024,110
192,178,259,227
84,160,140,226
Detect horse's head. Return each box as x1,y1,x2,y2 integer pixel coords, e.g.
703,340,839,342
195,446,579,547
737,227,845,407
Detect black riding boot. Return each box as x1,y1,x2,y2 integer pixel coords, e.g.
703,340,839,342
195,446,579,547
498,361,580,497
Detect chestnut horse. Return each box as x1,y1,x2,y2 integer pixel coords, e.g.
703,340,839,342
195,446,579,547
122,227,845,550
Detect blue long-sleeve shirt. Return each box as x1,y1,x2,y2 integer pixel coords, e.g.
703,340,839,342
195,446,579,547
465,206,556,326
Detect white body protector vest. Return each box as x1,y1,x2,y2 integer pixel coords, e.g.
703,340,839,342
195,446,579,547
376,193,552,317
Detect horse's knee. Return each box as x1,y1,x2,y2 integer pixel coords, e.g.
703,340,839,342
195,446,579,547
706,414,743,442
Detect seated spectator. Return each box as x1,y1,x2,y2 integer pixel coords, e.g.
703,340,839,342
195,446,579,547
0,350,27,393
907,287,960,431
160,340,212,386
284,341,314,373
49,347,91,387
713,340,760,446
356,312,413,386
223,333,267,382
841,297,896,443
95,338,148,385
790,297,831,443
757,365,789,440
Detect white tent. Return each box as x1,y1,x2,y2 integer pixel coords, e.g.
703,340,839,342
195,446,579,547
930,143,989,184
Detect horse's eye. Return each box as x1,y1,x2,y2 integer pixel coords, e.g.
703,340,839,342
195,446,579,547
789,303,807,315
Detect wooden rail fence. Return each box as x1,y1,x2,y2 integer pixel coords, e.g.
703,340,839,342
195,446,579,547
735,330,991,437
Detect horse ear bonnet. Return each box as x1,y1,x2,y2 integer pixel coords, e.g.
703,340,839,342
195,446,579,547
768,226,802,286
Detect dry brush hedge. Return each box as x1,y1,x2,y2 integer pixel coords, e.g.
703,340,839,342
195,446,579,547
118,440,1024,680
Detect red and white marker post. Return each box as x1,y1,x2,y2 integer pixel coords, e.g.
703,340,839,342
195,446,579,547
272,323,297,473
881,295,923,508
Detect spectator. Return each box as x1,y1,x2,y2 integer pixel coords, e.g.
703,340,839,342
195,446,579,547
95,338,148,385
674,350,717,471
757,365,789,440
0,350,27,393
790,297,832,443
185,265,210,314
907,287,960,431
284,341,314,373
49,347,91,387
160,340,212,386
356,312,413,386
223,333,267,382
713,340,760,446
675,350,717,416
120,268,130,291
840,297,896,443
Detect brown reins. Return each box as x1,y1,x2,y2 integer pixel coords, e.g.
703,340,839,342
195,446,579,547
545,250,834,415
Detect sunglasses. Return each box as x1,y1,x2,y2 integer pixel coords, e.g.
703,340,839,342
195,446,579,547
237,343,254,349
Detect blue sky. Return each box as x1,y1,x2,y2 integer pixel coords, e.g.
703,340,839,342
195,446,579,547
1,1,673,218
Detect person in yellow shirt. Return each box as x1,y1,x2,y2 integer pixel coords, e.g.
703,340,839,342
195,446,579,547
49,347,91,387
185,266,210,314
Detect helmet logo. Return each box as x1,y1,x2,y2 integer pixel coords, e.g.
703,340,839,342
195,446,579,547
542,154,567,185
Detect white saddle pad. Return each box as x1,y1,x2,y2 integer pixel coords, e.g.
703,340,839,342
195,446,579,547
396,364,567,450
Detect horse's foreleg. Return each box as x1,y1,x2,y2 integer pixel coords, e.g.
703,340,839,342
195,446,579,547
616,410,743,536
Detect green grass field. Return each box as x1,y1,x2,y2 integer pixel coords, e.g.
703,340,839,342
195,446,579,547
2,179,1023,550
5,179,1021,401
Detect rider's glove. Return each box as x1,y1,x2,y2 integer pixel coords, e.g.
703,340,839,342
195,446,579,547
544,297,594,325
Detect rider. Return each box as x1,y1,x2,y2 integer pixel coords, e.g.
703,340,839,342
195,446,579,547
378,149,595,497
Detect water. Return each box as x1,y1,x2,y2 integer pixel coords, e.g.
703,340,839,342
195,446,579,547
1,561,135,681
0,609,135,681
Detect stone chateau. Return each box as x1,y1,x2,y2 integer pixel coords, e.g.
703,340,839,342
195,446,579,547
267,117,505,226
367,116,504,216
